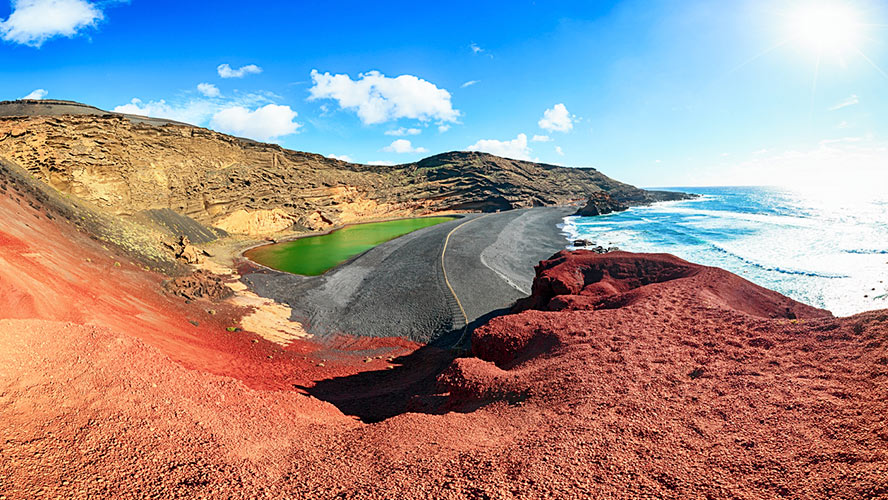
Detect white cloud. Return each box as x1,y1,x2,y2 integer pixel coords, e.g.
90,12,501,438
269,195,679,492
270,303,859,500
197,83,220,98
818,136,863,147
461,80,478,88
308,69,460,125
368,160,395,166
22,88,47,99
0,0,103,47
829,94,859,111
113,91,279,129
327,154,353,162
470,42,484,54
114,93,300,143
555,146,564,156
113,98,217,126
531,134,551,142
385,127,421,136
538,103,573,133
217,63,262,79
438,124,451,133
382,139,428,154
209,104,301,142
466,133,532,161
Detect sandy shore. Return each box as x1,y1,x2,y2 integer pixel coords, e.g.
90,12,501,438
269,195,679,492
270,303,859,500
242,206,575,344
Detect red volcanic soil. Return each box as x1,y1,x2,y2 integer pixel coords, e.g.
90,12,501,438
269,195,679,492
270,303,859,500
456,251,887,498
2,174,888,499
0,176,418,391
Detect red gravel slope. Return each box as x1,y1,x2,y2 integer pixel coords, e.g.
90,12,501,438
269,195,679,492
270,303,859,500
450,251,887,498
1,174,887,498
0,170,418,392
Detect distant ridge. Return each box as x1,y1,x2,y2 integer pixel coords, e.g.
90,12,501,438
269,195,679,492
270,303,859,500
0,99,692,235
0,98,192,127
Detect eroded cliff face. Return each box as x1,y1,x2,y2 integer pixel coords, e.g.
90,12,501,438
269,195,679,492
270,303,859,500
0,103,664,235
0,114,411,231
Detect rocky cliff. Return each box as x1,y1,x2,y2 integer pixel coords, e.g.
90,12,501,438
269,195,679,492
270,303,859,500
574,191,629,216
0,100,684,236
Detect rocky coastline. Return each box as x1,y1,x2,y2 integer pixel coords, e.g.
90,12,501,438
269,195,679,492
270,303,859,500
573,191,630,216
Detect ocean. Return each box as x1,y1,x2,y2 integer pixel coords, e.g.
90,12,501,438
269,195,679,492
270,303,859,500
560,186,888,316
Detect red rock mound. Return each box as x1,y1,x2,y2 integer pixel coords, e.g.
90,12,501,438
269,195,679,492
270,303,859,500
479,250,830,368
518,250,828,318
515,250,702,313
164,270,235,302
436,250,886,498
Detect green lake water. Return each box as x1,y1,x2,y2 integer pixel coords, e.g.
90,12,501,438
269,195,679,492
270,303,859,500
244,216,458,276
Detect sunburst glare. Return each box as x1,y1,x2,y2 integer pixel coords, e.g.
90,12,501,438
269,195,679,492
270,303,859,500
787,1,864,55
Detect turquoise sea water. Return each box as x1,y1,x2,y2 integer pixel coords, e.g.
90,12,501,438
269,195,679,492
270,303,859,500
560,186,888,316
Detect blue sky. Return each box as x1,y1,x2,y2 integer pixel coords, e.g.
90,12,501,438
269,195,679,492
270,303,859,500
2,0,887,187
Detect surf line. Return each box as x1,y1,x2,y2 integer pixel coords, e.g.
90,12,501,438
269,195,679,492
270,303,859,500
441,213,493,348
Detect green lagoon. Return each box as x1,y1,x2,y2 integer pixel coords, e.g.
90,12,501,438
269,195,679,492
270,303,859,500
244,216,458,276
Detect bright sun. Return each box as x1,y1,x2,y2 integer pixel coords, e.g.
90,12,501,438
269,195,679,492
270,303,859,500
788,2,863,54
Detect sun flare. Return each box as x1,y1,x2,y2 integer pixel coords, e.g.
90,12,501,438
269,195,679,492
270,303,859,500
788,2,863,54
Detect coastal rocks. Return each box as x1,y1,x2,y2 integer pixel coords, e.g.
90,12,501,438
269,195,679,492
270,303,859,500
466,248,835,384
179,244,201,264
166,235,208,264
571,239,618,253
574,192,628,216
509,250,696,315
581,244,618,254
513,250,831,319
179,237,202,264
607,185,698,205
164,270,234,302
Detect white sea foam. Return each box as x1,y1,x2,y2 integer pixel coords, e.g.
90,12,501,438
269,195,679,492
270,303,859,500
564,187,888,316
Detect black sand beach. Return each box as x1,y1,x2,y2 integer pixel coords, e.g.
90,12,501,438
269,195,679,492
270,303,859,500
244,207,574,344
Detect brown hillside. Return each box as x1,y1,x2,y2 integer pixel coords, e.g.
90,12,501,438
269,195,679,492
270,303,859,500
0,100,681,236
